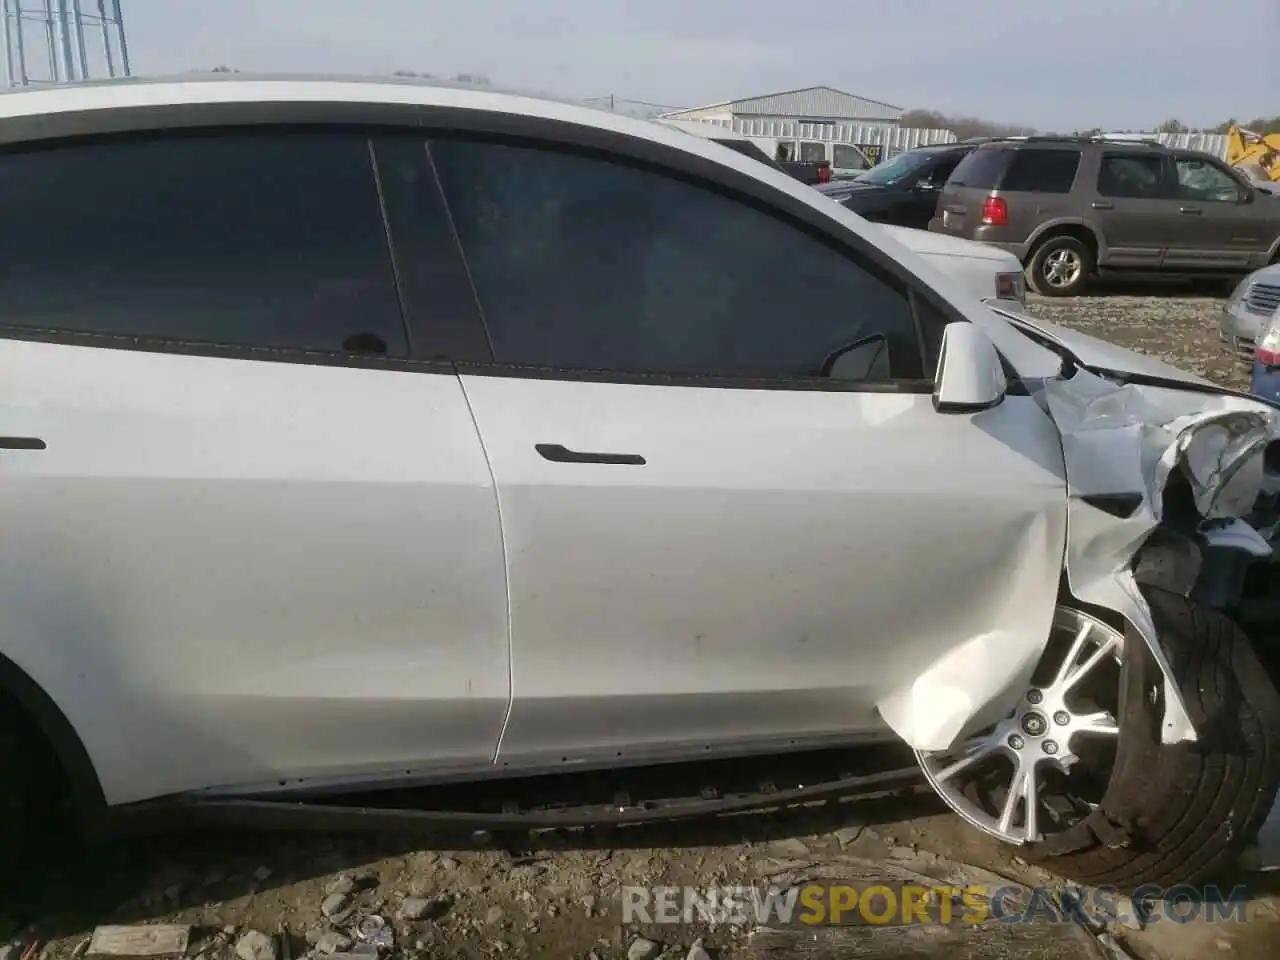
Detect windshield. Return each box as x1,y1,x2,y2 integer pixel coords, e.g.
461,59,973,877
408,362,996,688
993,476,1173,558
855,150,937,186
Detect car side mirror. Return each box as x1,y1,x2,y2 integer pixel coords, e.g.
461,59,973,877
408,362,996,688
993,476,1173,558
933,322,1007,413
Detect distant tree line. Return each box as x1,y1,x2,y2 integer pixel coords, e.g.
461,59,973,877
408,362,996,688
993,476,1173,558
899,109,1036,138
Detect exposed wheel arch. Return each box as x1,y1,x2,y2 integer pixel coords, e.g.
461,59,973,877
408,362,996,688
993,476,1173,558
0,650,107,838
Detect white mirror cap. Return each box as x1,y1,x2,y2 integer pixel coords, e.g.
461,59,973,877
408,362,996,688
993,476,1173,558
933,322,1008,413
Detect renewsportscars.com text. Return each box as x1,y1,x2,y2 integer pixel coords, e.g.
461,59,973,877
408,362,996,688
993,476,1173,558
620,883,1250,927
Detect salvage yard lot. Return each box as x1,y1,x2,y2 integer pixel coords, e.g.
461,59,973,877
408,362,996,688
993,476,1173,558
8,289,1273,960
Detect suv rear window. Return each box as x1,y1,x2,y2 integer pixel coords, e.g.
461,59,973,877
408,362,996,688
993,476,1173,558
1000,149,1081,194
948,148,1010,189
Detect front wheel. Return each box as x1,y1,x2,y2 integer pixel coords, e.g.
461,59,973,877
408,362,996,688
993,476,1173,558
917,589,1280,890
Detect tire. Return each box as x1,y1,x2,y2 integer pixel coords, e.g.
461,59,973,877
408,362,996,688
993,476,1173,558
1028,235,1094,297
1023,587,1280,890
0,696,72,868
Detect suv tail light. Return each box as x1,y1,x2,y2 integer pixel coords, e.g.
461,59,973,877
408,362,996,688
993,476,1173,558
817,163,832,184
981,196,1008,227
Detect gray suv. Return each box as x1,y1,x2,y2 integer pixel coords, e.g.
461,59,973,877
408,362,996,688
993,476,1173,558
929,137,1280,296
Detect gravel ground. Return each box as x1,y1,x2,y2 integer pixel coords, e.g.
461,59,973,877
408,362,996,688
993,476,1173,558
1023,288,1249,391
6,292,1276,960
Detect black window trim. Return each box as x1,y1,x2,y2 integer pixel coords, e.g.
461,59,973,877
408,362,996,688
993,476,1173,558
0,100,970,389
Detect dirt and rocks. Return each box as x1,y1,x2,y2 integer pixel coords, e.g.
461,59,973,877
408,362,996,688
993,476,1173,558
5,289,1276,960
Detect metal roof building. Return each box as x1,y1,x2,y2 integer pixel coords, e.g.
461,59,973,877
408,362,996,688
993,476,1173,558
661,86,904,126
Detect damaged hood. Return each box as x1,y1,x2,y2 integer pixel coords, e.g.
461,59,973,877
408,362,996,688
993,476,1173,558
985,301,1215,388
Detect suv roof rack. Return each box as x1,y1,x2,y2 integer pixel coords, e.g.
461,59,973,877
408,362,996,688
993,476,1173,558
975,134,1167,148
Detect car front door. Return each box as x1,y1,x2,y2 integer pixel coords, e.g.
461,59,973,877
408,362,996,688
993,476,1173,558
424,134,1069,768
1089,152,1174,269
0,129,511,804
1166,153,1273,269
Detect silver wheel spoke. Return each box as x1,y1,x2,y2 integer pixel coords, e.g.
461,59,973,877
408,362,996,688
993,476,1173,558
1061,633,1121,693
999,765,1029,836
934,738,1001,782
1053,622,1093,686
1024,766,1040,841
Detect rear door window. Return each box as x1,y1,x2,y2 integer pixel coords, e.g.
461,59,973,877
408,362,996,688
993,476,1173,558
947,148,1011,189
0,130,408,357
1097,154,1167,199
999,149,1081,193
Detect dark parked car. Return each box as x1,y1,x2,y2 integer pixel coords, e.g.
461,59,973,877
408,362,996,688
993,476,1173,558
930,136,1280,296
813,142,983,229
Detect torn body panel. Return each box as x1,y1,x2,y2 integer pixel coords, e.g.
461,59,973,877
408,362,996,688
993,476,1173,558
1042,368,1280,744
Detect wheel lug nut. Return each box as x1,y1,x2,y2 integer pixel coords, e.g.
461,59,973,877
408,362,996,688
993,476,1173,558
1026,689,1043,704
1008,734,1025,750
1054,711,1071,726
1043,740,1059,755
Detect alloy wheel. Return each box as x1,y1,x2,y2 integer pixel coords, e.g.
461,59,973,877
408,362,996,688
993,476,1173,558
915,606,1123,845
1042,248,1083,290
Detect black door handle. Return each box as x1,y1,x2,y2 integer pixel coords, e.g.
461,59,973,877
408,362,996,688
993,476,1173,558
0,437,45,450
535,443,645,465
1179,206,1203,215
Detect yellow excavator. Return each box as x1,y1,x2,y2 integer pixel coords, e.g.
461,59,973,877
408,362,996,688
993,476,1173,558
1227,125,1280,185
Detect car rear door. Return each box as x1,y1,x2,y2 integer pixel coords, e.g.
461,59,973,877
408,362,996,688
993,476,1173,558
1090,151,1176,269
423,132,1069,768
0,128,510,804
1165,153,1272,269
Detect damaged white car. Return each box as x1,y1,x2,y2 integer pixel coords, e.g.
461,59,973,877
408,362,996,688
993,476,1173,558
1,76,1279,890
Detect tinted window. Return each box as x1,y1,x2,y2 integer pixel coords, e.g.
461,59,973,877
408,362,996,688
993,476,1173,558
832,144,868,170
798,141,826,163
0,131,407,356
1098,154,1165,199
948,148,1011,189
430,140,927,381
930,154,966,183
1175,157,1243,202
1000,149,1081,193
372,137,490,360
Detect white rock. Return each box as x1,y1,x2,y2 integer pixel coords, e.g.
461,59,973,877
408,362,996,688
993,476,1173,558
313,932,352,956
768,838,809,858
235,931,278,960
627,936,661,960
399,897,432,921
253,866,273,882
320,893,352,919
686,937,711,960
485,906,506,925
325,876,356,897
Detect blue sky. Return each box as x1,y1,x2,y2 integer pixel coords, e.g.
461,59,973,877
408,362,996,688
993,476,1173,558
98,0,1278,131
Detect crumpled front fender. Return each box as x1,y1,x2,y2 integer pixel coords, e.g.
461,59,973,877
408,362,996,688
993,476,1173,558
1043,370,1276,744
879,368,1280,753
